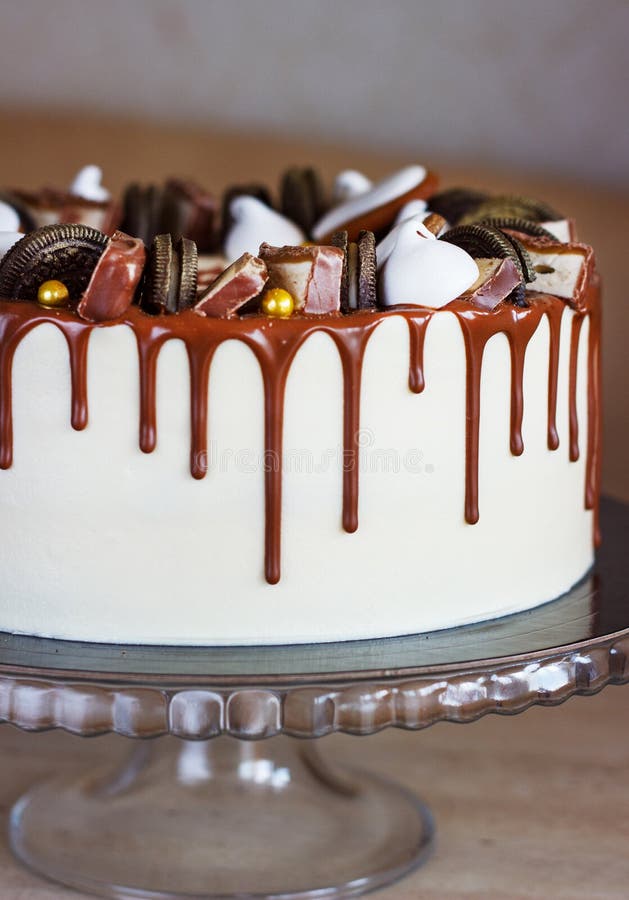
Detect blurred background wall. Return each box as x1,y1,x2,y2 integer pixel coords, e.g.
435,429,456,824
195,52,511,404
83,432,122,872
0,0,626,187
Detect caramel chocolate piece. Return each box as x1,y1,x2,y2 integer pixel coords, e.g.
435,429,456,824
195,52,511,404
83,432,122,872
421,213,447,237
12,187,120,235
159,178,217,252
259,243,343,315
77,231,146,323
195,253,268,318
459,258,522,311
517,236,594,310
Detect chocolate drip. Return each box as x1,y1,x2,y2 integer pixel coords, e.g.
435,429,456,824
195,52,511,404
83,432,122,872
584,279,602,545
0,277,601,582
568,313,585,463
406,314,433,394
546,303,564,451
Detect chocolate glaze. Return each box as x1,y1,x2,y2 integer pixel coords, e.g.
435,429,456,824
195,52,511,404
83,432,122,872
0,269,601,582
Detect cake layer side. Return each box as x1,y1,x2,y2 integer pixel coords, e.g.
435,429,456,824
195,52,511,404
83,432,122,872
0,308,593,644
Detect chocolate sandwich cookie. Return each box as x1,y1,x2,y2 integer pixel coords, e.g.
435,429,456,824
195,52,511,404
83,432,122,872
357,230,377,310
329,229,377,312
458,195,562,226
427,187,490,225
475,217,557,241
0,223,108,301
279,167,326,235
140,233,198,314
220,184,274,244
330,230,350,313
440,224,532,306
120,183,163,246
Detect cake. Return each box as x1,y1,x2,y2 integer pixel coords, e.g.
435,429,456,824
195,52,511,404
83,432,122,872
0,164,600,645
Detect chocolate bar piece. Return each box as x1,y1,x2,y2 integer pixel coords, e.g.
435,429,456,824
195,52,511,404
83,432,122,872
459,258,521,311
195,253,268,318
77,231,146,322
259,243,343,314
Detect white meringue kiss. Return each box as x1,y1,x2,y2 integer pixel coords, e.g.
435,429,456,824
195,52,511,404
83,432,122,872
332,170,373,204
224,196,305,264
379,220,478,309
0,231,23,260
69,165,110,203
0,201,20,233
311,165,427,242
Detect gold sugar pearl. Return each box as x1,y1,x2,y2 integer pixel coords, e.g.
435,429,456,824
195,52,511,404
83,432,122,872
37,280,70,309
261,288,295,319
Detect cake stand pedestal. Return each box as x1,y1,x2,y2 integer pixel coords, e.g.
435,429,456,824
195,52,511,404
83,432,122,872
2,497,628,900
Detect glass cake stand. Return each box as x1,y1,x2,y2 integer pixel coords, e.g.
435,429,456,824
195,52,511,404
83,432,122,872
2,496,628,900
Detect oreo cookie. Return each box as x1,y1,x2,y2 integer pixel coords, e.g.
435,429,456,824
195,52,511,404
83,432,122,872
440,224,532,306
330,230,350,313
459,195,562,226
357,230,377,310
140,234,198,314
0,223,108,301
427,188,489,225
120,183,163,246
280,167,326,235
221,184,274,244
475,217,557,241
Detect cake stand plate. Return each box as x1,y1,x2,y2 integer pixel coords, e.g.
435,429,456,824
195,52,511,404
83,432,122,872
2,496,628,900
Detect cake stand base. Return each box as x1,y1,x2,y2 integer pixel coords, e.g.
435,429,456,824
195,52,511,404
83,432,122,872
9,735,434,900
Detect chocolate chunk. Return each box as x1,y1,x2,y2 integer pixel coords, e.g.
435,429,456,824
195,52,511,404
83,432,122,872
120,183,163,246
77,231,146,323
220,184,273,244
459,258,522,311
140,234,198,314
158,178,217,252
280,167,326,235
259,243,343,314
0,223,108,301
195,253,268,318
330,230,350,313
357,230,377,310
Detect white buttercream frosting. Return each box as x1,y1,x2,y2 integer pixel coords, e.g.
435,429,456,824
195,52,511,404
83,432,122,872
311,165,428,241
332,170,373,204
69,165,110,203
224,196,305,264
393,198,428,225
379,220,479,308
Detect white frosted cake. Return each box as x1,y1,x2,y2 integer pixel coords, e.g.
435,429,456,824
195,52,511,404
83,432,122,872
0,164,600,644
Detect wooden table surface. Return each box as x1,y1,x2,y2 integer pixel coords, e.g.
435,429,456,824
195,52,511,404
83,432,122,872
0,111,627,899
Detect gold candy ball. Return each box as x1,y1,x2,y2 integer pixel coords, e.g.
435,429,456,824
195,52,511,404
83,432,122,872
261,287,295,319
37,279,70,309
